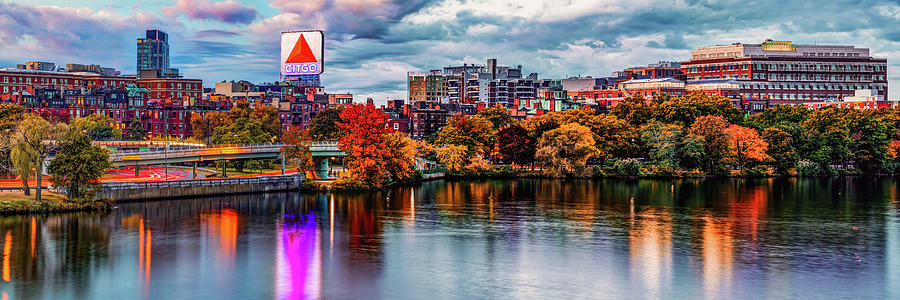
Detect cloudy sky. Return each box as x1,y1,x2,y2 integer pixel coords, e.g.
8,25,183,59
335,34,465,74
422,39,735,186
3,0,900,102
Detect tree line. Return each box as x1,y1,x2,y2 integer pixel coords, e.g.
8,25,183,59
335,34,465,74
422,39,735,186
430,92,900,177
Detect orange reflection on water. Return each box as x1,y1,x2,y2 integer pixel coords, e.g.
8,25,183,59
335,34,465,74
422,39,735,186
219,210,238,256
629,208,673,297
701,215,734,299
203,209,240,259
2,231,9,282
139,218,145,274
30,217,36,258
145,230,152,288
732,183,767,245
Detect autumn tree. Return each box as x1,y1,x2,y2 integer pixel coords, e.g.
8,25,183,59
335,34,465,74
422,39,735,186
535,123,599,177
610,95,652,126
761,127,797,175
251,105,283,139
191,111,229,143
281,126,314,173
12,114,69,201
652,92,743,126
48,131,111,199
476,105,514,129
383,132,420,180
639,120,703,169
336,103,391,186
435,144,468,172
724,125,768,171
497,124,534,167
522,115,559,139
690,115,731,175
435,114,495,156
309,107,344,141
38,109,70,124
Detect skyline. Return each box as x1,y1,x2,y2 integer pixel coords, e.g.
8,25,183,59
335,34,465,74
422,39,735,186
3,0,900,102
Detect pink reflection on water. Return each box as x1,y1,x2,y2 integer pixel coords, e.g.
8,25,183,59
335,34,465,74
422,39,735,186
276,213,320,300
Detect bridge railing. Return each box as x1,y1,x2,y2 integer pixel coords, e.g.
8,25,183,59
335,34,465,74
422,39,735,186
101,174,304,190
109,144,285,162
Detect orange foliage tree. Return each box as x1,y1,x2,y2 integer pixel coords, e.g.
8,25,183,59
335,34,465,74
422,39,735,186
336,103,391,186
725,124,769,171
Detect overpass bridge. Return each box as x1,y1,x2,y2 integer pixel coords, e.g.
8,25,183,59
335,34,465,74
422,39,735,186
109,141,347,179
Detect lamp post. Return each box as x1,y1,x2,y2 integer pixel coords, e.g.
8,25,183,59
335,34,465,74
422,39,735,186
164,108,168,181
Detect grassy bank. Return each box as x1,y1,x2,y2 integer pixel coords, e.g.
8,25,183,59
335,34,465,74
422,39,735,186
0,192,113,214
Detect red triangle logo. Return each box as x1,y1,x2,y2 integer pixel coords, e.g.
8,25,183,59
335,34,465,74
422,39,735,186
285,34,317,63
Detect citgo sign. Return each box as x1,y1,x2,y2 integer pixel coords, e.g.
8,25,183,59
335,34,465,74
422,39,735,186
281,30,324,76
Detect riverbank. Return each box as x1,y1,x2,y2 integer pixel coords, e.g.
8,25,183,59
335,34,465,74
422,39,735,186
301,171,447,192
0,192,113,214
440,164,872,180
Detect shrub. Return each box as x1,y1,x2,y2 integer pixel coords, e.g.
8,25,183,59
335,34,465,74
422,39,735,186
740,165,770,177
606,158,642,177
796,160,835,176
640,164,705,178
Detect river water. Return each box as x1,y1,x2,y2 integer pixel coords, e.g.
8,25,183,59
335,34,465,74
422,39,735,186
0,178,898,299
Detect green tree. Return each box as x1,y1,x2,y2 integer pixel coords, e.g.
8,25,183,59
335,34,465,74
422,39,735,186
281,126,314,173
689,115,731,175
71,115,122,141
800,107,851,168
10,143,37,195
48,132,112,199
746,104,809,130
0,104,26,177
309,107,344,141
847,110,891,173
12,114,69,202
125,120,147,140
211,102,282,145
639,120,684,167
535,123,599,177
761,127,797,175
639,120,705,170
190,111,229,143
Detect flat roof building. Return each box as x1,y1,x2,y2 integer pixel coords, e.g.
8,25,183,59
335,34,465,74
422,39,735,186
681,40,887,106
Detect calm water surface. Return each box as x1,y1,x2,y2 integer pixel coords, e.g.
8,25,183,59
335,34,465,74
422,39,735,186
0,178,899,299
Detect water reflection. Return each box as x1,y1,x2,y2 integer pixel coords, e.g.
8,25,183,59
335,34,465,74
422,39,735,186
0,178,895,298
276,212,320,299
628,207,672,299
